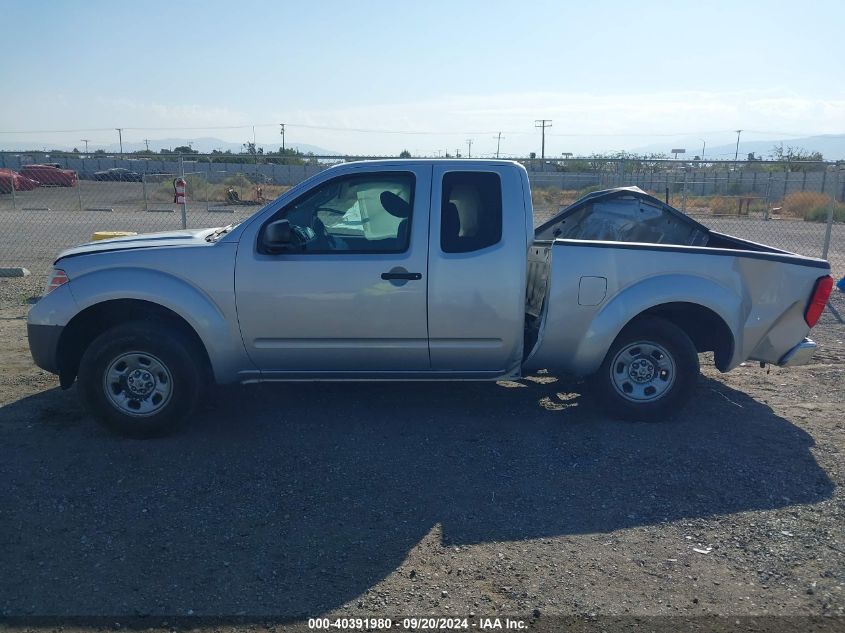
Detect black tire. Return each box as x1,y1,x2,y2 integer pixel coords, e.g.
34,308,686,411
590,316,699,421
77,322,203,438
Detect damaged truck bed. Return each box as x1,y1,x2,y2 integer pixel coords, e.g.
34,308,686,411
526,186,831,377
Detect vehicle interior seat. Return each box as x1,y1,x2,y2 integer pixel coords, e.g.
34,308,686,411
442,201,462,251
380,191,412,246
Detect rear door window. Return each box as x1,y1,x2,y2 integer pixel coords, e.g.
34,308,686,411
440,172,503,253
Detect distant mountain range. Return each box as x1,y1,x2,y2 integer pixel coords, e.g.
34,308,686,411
2,134,843,160
0,137,337,156
633,134,845,161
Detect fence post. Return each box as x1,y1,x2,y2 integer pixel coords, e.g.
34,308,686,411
764,173,772,220
821,171,837,260
10,171,17,210
681,170,688,213
142,174,149,212
179,155,187,229
77,175,83,212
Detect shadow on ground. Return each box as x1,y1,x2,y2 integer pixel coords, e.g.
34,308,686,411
0,375,833,619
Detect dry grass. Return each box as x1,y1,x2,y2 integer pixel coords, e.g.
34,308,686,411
531,185,603,214
779,192,834,218
149,175,290,204
682,195,769,216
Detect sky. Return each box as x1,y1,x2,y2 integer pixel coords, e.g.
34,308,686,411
1,0,843,157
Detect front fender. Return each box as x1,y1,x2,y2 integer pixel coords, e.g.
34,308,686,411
66,267,249,383
572,274,745,375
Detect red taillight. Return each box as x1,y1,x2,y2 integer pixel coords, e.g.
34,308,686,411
805,275,833,327
46,268,68,294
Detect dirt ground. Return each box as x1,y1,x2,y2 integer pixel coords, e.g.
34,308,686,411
1,275,844,631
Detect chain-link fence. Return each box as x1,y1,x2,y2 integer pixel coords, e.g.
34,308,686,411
525,162,844,277
0,153,330,275
1,152,843,278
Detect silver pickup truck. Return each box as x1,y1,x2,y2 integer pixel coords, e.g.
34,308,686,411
28,160,834,437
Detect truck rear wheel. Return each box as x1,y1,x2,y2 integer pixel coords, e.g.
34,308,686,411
77,322,202,438
591,317,699,421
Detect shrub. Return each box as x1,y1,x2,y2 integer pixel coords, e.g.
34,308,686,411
708,196,737,215
804,203,845,223
185,173,208,196
780,192,833,219
532,187,581,211
222,174,253,189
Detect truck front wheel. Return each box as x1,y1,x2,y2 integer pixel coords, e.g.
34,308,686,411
591,317,699,421
77,322,202,438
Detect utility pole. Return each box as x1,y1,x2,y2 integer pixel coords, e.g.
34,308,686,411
143,138,151,151
279,123,286,153
115,128,123,157
466,138,473,158
80,139,90,153
493,132,504,158
733,129,742,166
535,119,552,165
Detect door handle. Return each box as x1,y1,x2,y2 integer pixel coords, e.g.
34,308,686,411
381,271,422,280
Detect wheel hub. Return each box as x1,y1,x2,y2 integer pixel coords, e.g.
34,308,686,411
628,358,656,383
126,368,155,398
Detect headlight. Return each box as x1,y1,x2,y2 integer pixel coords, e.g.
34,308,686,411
45,268,69,294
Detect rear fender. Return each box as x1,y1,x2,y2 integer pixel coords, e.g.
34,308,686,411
572,274,744,375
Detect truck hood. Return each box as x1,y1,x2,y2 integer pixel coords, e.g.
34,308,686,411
55,227,219,262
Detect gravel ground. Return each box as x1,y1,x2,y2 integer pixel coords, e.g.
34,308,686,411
0,274,843,632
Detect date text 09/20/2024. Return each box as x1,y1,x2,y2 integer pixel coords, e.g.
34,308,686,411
307,616,528,629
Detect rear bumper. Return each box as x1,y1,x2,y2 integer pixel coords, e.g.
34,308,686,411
778,337,817,367
27,323,63,374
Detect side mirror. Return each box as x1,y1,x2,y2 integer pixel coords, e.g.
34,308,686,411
262,219,293,253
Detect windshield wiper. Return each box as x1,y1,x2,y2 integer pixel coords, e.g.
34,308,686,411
206,224,237,241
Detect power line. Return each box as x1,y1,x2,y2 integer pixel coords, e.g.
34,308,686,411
0,123,834,140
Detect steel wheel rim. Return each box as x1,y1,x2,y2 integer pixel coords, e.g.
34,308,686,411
102,351,173,417
610,340,676,403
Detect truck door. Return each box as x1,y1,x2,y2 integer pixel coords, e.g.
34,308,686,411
428,165,529,372
235,165,431,373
